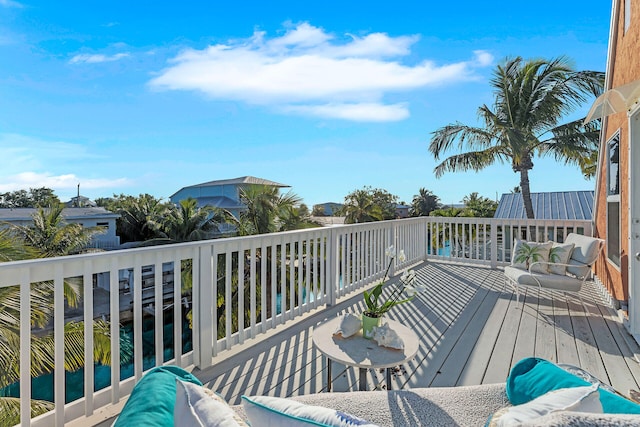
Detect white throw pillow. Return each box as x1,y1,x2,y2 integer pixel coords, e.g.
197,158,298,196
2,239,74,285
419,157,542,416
241,395,379,427
511,240,553,274
546,242,575,275
175,379,248,427
489,385,602,426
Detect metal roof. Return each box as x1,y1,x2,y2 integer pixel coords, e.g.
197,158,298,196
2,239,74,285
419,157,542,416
493,191,594,220
170,176,290,199
189,176,289,189
0,207,119,221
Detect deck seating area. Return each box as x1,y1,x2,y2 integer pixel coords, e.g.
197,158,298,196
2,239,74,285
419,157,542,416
77,259,640,426
191,260,639,405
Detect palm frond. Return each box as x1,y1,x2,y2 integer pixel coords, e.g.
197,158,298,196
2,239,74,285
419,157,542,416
0,396,54,426
433,147,505,178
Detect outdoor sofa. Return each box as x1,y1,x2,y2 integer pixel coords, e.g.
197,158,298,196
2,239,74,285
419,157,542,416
112,358,640,426
504,233,605,306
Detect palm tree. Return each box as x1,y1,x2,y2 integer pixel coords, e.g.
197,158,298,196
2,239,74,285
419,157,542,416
160,198,228,242
410,188,441,217
341,188,383,224
429,56,604,219
109,194,169,243
9,204,105,257
1,208,132,422
234,185,302,235
462,192,498,218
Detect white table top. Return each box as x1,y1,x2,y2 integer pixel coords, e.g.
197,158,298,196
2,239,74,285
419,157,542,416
312,317,419,370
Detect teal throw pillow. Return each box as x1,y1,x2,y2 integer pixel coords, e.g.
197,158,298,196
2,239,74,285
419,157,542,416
114,365,202,426
506,357,640,414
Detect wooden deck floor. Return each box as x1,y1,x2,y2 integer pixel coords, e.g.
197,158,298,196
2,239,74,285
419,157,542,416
194,260,640,404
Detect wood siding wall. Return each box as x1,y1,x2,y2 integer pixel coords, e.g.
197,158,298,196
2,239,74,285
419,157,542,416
594,0,640,301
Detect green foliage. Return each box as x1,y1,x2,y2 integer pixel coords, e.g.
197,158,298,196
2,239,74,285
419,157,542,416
462,192,498,217
8,204,105,257
341,186,398,224
410,188,441,217
230,185,310,235
98,193,171,243
0,187,60,208
429,56,604,219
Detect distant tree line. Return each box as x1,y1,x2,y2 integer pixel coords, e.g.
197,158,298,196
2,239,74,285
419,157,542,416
0,187,60,208
335,186,497,224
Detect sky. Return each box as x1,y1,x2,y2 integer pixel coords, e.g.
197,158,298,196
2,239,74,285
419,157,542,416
0,1,612,207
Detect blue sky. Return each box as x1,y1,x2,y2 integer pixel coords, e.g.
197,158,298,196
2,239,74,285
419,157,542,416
0,1,611,207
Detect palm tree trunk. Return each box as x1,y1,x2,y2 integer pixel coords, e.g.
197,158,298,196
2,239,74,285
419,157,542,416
519,169,535,219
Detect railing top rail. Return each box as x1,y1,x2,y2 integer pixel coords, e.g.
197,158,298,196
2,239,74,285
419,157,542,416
0,217,593,271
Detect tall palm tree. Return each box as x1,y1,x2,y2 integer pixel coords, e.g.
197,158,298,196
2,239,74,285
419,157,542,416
429,56,604,219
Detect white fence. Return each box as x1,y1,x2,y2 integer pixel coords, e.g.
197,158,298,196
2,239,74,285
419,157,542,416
0,216,591,426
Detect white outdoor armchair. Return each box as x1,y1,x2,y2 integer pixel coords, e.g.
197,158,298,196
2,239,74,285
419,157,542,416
504,233,605,306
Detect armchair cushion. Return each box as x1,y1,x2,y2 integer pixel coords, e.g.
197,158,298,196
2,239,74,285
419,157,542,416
546,242,575,275
511,241,553,274
504,266,583,292
565,234,602,278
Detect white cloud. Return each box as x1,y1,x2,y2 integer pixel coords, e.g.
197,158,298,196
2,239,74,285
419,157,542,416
0,133,131,197
283,102,409,122
473,50,494,67
149,22,493,122
69,52,130,64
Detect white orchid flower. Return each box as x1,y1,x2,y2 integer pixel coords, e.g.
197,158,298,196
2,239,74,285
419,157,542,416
385,245,396,258
401,269,416,285
398,250,406,263
404,285,417,297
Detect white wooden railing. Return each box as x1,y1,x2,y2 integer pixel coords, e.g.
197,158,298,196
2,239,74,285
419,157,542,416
0,216,591,426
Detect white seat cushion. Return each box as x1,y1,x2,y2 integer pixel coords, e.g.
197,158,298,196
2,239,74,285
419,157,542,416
504,266,583,292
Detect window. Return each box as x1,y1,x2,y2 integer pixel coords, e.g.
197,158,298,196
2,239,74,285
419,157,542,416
625,0,631,33
607,133,621,267
97,222,109,229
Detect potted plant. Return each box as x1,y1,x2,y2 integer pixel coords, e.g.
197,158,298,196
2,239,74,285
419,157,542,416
362,246,421,338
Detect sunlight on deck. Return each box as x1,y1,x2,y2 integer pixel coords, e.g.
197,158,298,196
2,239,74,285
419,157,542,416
193,261,640,406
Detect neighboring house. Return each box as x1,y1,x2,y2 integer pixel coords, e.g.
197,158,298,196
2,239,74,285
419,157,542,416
313,202,343,216
65,195,97,208
0,207,121,249
396,204,410,219
494,191,594,220
587,0,640,342
170,176,290,219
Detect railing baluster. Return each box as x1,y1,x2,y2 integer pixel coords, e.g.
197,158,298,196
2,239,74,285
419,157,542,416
54,264,65,426
109,258,121,403
154,254,163,367
83,260,95,417
133,258,143,381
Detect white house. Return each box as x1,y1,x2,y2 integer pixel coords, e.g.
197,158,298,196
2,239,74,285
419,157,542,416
0,207,121,249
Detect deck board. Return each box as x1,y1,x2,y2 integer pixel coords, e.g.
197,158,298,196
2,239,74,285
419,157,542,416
198,262,640,406
88,260,640,425
85,262,640,427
